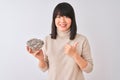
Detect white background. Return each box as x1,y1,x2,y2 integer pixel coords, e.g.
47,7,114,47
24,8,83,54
0,0,120,80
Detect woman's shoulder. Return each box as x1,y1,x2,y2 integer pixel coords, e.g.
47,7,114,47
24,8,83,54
43,34,51,41
76,33,88,41
45,34,51,38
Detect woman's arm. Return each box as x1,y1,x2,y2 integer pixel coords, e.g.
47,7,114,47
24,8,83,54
64,39,93,73
26,46,49,72
72,53,88,70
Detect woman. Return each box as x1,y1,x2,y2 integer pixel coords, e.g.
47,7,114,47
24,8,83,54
27,2,93,80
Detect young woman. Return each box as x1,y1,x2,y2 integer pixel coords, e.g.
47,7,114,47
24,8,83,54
27,2,93,80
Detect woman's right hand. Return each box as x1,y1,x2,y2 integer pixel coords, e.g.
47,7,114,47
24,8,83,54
26,46,44,61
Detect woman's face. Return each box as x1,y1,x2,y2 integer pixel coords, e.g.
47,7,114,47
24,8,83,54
55,15,72,32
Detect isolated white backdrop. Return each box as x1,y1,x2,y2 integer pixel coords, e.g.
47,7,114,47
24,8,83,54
0,0,120,80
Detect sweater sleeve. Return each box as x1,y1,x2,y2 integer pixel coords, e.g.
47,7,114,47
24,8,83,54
39,37,49,72
81,38,93,73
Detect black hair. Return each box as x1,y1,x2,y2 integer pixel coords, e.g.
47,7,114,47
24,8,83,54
51,2,77,40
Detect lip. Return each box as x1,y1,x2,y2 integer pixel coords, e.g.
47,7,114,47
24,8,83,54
59,23,67,27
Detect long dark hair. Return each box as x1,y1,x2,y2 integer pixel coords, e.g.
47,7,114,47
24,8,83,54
51,2,77,40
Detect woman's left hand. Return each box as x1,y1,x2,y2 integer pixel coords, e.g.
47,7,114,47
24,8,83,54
64,42,78,57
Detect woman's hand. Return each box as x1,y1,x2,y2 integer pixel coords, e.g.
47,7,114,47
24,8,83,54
64,42,78,58
26,46,44,61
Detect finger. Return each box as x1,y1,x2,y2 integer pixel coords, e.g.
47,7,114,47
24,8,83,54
65,44,71,48
30,48,34,53
73,42,78,48
33,51,40,56
26,46,29,51
26,46,32,53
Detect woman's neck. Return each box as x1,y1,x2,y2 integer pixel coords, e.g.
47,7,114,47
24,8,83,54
57,29,70,38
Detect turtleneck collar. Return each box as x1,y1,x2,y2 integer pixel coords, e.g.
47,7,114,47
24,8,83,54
57,29,70,38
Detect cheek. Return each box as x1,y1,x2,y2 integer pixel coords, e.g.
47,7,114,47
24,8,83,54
66,18,72,24
55,19,58,26
67,20,72,26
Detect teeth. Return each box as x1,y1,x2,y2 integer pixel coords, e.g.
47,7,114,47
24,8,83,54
60,24,66,27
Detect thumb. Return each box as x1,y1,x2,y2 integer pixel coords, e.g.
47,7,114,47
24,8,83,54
33,51,40,56
73,42,78,48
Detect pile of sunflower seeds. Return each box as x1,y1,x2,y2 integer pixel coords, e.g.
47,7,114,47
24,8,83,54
26,38,44,52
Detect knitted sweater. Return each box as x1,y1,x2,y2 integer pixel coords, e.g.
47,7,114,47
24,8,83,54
41,30,93,80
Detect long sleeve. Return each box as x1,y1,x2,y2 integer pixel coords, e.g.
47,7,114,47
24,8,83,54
39,37,49,72
81,38,93,73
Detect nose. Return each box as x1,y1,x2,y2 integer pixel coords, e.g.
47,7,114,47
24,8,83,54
60,16,65,22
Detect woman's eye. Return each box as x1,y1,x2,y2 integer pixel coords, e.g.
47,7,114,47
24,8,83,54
65,16,70,18
56,15,61,18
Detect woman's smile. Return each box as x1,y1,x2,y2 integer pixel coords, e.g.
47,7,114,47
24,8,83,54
55,16,71,32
